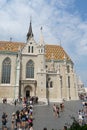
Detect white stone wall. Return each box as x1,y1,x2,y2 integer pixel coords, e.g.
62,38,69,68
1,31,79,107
0,54,17,100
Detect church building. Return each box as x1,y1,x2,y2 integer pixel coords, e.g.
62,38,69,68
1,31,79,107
0,21,78,102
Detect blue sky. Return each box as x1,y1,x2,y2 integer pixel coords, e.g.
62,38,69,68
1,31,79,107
75,0,87,20
0,0,87,86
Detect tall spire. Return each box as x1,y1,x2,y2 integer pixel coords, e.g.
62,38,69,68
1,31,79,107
27,18,34,41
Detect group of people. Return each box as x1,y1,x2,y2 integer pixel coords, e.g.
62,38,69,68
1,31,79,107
78,101,87,125
11,105,34,130
2,98,34,130
53,102,64,118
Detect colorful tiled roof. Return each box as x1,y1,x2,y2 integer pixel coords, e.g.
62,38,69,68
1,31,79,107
0,41,24,52
0,41,71,61
45,44,70,61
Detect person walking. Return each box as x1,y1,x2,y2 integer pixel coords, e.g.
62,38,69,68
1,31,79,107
2,112,8,130
53,104,57,117
56,105,60,118
11,112,15,130
14,99,17,106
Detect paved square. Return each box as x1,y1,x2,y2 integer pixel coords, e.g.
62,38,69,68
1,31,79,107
0,100,82,130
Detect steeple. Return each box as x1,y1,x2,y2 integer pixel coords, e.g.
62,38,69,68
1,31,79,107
39,27,44,45
27,19,34,41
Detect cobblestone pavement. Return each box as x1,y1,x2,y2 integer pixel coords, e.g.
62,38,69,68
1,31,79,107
0,100,83,130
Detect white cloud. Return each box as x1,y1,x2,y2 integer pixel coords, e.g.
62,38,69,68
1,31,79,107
0,0,7,8
0,0,87,85
0,0,86,51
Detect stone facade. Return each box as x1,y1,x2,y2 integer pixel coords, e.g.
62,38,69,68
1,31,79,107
0,22,79,102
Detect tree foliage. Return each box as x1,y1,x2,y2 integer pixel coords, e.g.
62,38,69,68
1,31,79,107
67,117,87,130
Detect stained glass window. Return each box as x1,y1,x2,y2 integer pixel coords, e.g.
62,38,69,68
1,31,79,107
26,60,34,78
2,57,11,83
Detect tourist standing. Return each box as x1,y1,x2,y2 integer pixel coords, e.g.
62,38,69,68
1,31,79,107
2,112,8,130
53,104,57,117
11,112,15,130
29,122,34,130
14,99,17,106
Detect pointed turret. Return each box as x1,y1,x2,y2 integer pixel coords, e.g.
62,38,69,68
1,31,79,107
39,27,44,45
27,20,34,41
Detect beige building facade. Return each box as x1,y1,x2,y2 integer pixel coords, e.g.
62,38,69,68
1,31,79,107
0,21,79,102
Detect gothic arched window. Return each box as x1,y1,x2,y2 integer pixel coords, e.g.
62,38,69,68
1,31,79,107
1,57,11,83
26,60,34,78
50,81,53,88
67,65,70,73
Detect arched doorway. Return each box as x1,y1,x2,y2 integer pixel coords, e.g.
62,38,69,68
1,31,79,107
24,85,32,99
26,90,30,98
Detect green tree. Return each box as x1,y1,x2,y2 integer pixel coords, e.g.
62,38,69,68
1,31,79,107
67,117,87,130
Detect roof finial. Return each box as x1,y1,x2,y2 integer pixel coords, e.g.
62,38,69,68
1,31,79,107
10,37,12,42
58,38,61,46
41,26,42,31
30,15,32,23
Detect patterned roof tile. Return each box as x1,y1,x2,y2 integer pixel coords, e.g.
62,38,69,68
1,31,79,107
0,41,71,61
45,44,71,61
0,41,24,52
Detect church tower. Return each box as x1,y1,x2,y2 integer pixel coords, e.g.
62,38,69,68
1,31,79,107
37,27,45,70
21,19,38,98
37,27,47,101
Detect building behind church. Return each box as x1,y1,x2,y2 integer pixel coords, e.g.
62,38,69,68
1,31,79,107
0,21,79,102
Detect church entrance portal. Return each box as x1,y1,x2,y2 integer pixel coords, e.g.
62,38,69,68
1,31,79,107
26,90,30,98
24,85,32,99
